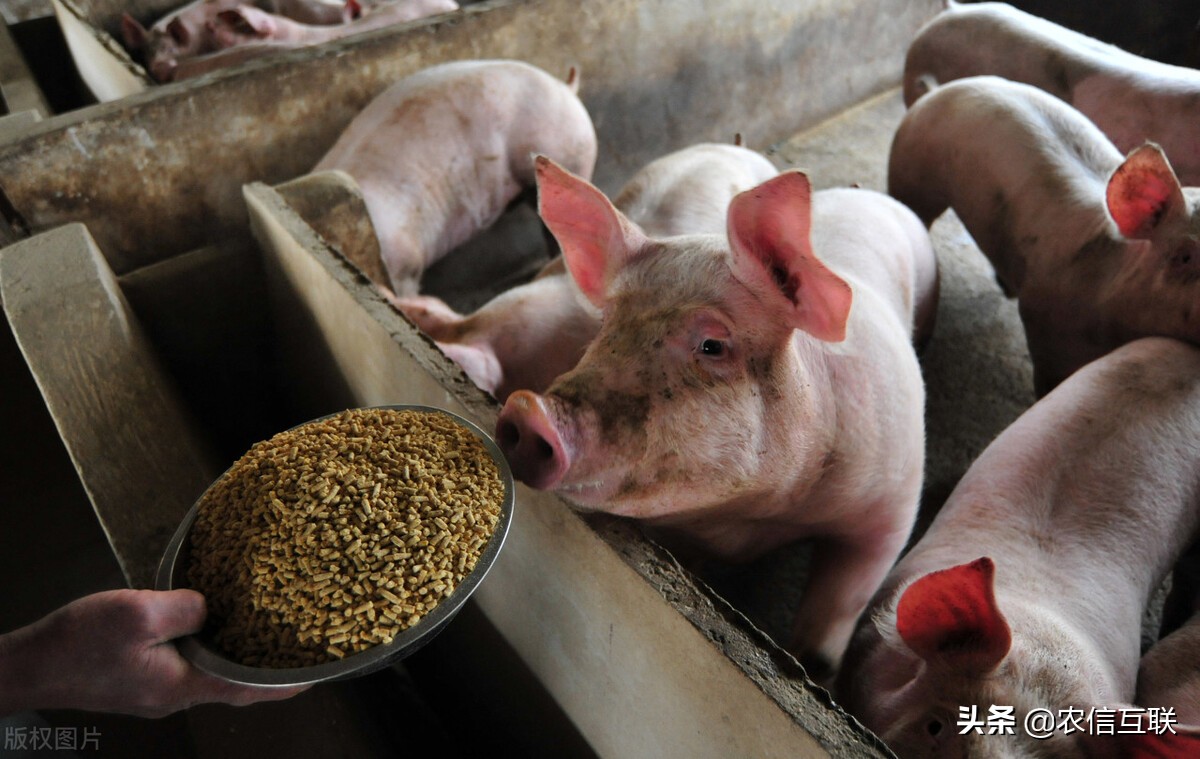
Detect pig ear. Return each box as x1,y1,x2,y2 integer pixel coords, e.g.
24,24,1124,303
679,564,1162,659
121,12,147,50
535,154,646,308
216,7,271,37
166,17,191,45
726,170,853,342
896,557,1012,674
1107,144,1186,239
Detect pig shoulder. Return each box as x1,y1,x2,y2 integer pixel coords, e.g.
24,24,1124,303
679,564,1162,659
318,60,595,183
810,187,935,340
785,189,930,530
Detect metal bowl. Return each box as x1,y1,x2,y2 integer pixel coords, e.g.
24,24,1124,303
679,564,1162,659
155,404,514,687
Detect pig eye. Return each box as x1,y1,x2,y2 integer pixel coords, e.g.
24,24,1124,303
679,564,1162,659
1171,239,1200,269
697,338,726,357
926,717,945,737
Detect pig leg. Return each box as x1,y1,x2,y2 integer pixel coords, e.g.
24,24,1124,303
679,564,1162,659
1137,611,1200,725
391,294,464,337
391,295,504,395
788,523,913,683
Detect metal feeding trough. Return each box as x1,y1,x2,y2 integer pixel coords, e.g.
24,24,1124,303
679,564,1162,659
155,404,515,687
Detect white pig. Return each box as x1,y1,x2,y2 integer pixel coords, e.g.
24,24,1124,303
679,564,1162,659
903,1,1200,186
889,75,1200,394
395,143,780,402
836,337,1200,759
1138,611,1200,732
312,60,597,299
207,0,456,51
121,0,353,82
494,158,938,679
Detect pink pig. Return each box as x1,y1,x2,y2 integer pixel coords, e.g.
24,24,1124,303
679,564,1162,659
207,0,456,50
1138,610,1200,730
121,0,353,82
836,337,1200,759
312,60,597,299
395,143,780,402
494,157,938,678
903,1,1200,185
889,75,1200,394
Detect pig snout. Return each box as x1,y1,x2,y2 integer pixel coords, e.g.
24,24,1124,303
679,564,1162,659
496,390,570,490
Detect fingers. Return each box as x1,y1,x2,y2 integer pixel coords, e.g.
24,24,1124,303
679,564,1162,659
176,664,313,709
137,588,208,643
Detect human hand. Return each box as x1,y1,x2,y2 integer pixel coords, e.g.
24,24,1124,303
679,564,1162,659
0,588,308,717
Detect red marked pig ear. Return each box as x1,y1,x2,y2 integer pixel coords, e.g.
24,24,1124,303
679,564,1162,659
535,154,646,308
1107,144,1186,240
727,170,853,342
896,557,1011,674
120,12,148,50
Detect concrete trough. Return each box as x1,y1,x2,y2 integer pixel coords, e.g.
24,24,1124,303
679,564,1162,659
2,0,941,272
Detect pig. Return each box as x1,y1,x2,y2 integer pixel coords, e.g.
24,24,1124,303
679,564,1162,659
1137,610,1200,729
121,0,354,82
494,157,938,679
888,75,1200,395
903,1,1200,186
312,60,597,299
835,337,1200,758
395,143,780,402
206,0,457,52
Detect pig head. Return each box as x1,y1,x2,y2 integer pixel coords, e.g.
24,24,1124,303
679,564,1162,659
392,143,779,402
122,2,232,83
497,157,934,677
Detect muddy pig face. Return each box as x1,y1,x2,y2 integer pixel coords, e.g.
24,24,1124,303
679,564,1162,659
496,158,851,521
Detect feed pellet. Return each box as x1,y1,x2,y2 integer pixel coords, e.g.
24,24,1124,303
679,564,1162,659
186,407,505,668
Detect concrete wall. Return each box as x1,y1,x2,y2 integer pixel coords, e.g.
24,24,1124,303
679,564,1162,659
0,0,941,273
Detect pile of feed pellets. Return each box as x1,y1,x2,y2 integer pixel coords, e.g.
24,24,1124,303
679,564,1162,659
187,407,506,668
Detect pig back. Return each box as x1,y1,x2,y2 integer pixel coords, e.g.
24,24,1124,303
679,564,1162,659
313,60,596,276
903,1,1139,106
888,77,1121,281
612,144,779,238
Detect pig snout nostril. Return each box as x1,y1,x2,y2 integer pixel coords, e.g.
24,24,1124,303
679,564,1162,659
496,393,569,490
496,419,520,449
496,418,554,461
